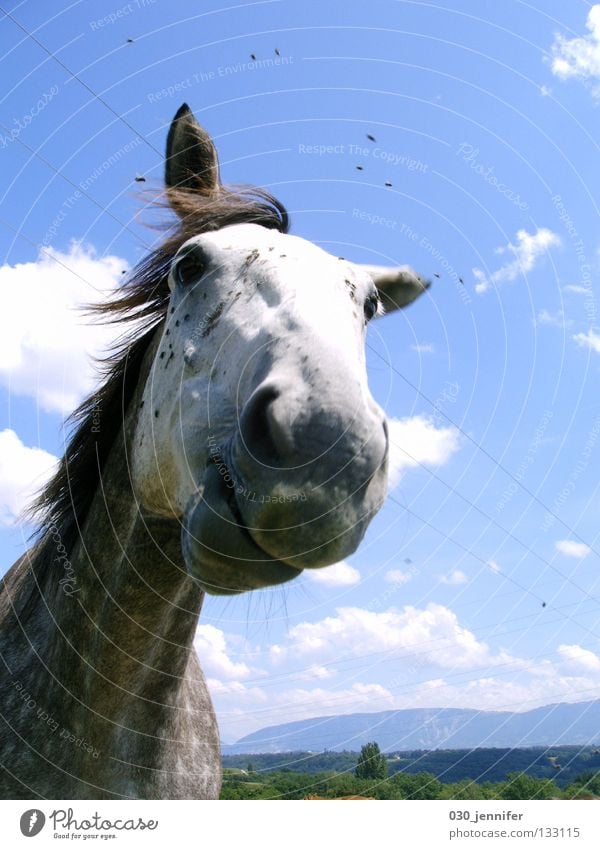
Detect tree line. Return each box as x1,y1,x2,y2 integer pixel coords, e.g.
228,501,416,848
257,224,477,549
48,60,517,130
221,742,600,800
223,743,600,787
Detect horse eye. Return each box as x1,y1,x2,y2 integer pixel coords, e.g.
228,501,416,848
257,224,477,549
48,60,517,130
175,251,206,286
364,293,380,322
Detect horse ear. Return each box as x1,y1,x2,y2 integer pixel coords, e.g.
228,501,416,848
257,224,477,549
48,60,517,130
165,103,220,198
358,264,430,313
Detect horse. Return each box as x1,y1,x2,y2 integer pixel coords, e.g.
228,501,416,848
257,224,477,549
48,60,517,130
0,103,429,799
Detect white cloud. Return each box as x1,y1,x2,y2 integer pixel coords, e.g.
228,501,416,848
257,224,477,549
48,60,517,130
0,242,127,414
440,569,468,586
210,663,600,741
203,600,600,739
387,415,460,489
385,569,413,585
558,644,600,673
536,309,572,329
488,560,502,574
305,560,361,587
0,429,57,526
380,672,600,717
564,284,592,295
411,343,435,354
302,664,335,680
473,228,561,294
237,648,600,738
206,678,263,698
209,679,395,740
272,604,505,671
550,5,600,97
555,539,591,559
573,328,600,353
194,624,252,680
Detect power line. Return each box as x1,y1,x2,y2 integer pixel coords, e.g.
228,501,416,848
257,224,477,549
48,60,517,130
392,494,600,643
384,434,600,607
0,121,154,252
369,341,600,560
0,5,161,157
204,598,600,691
217,653,600,722
0,214,107,288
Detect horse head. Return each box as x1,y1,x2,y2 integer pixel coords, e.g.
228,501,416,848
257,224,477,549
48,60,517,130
131,104,429,595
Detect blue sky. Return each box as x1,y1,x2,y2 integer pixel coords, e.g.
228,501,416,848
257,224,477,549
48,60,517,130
2,0,600,743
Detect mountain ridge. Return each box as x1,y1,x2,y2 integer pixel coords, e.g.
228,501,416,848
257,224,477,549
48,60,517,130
223,699,600,754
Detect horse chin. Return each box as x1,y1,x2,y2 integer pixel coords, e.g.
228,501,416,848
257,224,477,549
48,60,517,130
181,464,302,595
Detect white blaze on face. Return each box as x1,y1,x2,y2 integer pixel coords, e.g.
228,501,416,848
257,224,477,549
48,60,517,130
131,223,384,522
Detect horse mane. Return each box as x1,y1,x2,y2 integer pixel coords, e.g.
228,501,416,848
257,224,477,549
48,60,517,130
28,185,289,556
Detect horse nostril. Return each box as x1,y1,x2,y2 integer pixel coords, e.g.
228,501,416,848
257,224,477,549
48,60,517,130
238,385,388,477
240,385,286,466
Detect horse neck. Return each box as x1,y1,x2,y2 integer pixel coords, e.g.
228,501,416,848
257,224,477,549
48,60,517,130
37,384,205,717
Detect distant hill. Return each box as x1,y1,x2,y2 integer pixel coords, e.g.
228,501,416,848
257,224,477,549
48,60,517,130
223,700,600,754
